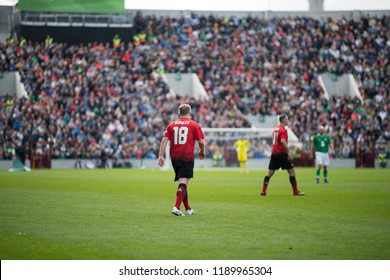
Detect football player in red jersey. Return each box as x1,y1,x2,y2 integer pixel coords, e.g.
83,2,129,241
158,104,206,216
261,115,304,196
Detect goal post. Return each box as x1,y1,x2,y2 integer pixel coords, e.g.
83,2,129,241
160,127,302,169
204,127,302,167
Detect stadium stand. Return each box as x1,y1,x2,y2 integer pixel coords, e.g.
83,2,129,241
0,9,389,168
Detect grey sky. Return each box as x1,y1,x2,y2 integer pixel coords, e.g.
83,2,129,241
125,0,390,11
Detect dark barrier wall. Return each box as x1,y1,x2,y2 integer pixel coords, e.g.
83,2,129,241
21,25,134,44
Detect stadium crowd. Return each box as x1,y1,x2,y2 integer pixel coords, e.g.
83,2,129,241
0,13,389,165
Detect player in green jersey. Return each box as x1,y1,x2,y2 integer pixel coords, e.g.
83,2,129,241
312,126,333,183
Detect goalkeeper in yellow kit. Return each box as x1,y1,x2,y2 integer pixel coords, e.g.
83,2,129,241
234,137,251,173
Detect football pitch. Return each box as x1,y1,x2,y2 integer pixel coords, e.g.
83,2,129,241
0,167,389,260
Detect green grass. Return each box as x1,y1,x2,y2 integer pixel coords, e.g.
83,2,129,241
0,168,389,260
18,0,125,13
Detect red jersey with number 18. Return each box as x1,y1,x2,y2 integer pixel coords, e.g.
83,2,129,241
163,117,204,161
271,125,288,155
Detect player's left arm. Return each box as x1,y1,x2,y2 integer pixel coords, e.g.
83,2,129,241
198,138,205,160
195,124,205,160
246,140,251,152
281,138,290,157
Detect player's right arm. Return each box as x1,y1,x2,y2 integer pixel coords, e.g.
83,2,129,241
311,136,316,159
158,137,169,167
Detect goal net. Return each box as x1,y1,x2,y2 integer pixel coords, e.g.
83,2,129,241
161,127,301,169
205,127,302,167
203,128,273,167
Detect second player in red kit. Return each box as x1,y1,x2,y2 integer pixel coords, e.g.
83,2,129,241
261,115,304,196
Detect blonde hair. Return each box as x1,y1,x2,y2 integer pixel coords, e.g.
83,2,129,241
178,104,192,116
